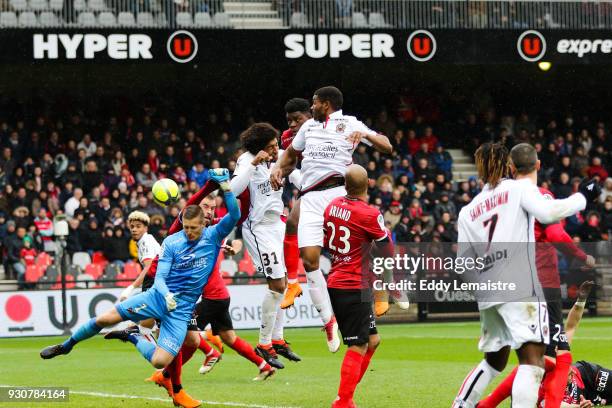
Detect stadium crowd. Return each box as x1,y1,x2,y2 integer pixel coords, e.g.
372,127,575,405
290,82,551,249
0,98,610,288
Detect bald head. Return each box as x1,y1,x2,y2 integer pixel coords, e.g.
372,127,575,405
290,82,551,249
345,164,369,197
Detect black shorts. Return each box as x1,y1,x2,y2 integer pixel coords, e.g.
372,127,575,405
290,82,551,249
544,288,570,357
142,275,155,291
194,298,233,335
328,288,377,346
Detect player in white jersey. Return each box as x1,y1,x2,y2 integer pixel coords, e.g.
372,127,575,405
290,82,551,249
117,211,162,338
453,143,600,408
270,86,392,352
231,123,302,369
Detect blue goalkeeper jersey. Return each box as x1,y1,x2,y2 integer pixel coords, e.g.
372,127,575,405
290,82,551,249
152,191,240,307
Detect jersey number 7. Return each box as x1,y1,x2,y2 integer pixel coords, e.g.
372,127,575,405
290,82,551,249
483,214,498,252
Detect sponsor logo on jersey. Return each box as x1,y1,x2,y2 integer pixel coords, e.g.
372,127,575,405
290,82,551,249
597,370,609,392
257,180,273,195
127,303,147,314
306,141,339,159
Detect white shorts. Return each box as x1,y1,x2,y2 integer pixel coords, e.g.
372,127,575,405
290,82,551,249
478,301,549,353
242,219,286,280
298,185,347,248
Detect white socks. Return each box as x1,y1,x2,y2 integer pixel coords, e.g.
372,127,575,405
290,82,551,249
453,360,500,408
512,365,545,408
271,307,285,341
259,290,283,345
306,269,332,324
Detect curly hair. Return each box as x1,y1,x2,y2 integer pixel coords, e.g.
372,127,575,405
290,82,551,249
240,123,279,155
128,210,150,226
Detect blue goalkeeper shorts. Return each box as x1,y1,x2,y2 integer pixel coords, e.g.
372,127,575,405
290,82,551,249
116,288,191,356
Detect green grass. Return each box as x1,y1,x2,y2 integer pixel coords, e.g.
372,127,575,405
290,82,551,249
1,318,611,408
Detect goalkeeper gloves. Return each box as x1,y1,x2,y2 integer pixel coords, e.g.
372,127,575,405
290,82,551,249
209,168,231,192
165,292,177,312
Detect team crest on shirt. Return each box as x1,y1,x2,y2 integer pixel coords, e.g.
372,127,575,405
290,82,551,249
336,123,346,133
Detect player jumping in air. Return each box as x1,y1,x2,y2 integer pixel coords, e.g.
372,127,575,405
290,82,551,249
280,97,311,310
452,142,600,408
271,86,392,352
231,122,302,369
323,164,390,408
40,169,239,397
477,144,597,408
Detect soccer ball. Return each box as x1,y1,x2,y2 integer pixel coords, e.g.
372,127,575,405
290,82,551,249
152,178,181,207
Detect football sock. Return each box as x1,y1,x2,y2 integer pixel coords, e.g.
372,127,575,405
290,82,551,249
338,350,364,402
197,335,214,355
62,318,102,350
131,334,156,362
230,337,265,366
545,353,572,408
478,366,517,407
259,290,282,345
358,347,376,383
271,307,285,341
453,360,500,408
181,343,199,366
168,350,183,387
306,269,332,324
512,365,545,408
284,233,299,282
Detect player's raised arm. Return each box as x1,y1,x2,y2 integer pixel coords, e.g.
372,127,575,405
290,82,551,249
270,145,298,190
168,179,221,235
154,238,174,299
209,168,241,241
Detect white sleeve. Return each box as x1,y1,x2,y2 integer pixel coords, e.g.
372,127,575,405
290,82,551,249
230,154,255,196
140,236,160,261
520,184,586,225
291,122,307,151
288,169,302,188
350,118,375,146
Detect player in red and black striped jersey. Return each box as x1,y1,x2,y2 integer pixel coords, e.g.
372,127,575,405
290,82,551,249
279,98,311,310
323,164,390,408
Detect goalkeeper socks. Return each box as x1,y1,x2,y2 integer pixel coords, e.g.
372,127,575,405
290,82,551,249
271,307,285,341
132,334,156,362
512,365,545,408
230,337,265,367
358,347,376,383
544,353,572,408
306,269,332,324
259,290,282,345
284,233,299,282
338,350,364,402
62,318,102,350
453,359,500,408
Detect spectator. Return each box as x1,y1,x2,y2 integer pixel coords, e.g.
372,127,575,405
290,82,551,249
102,226,130,267
80,217,102,253
136,163,158,189
552,172,572,199
66,218,82,255
77,134,97,157
6,226,26,284
433,192,457,220
432,145,453,180
414,158,434,183
586,156,609,181
188,163,208,188
33,208,54,248
73,197,92,221
19,236,38,288
383,201,402,230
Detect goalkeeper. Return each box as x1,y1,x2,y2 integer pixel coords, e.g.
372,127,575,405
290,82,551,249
40,169,240,371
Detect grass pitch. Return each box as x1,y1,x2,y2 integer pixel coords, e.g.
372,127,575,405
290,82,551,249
1,318,611,407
